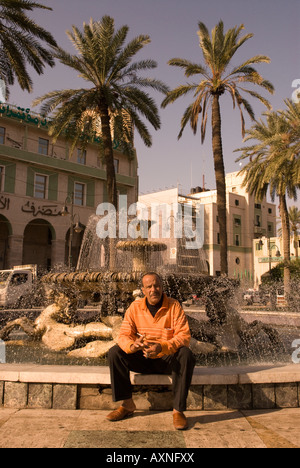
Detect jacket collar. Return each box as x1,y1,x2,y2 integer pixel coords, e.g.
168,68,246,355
141,293,169,311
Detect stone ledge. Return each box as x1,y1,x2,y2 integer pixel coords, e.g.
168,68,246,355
0,363,300,411
0,363,299,386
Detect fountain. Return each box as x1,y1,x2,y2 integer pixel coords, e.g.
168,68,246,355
0,211,289,366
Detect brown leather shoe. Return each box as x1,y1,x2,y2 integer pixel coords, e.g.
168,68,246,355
173,412,188,430
106,406,135,422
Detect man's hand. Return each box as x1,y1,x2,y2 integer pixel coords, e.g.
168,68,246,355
130,334,146,353
143,342,162,359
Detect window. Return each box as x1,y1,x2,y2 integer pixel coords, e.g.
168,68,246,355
0,127,5,144
77,148,86,165
74,182,85,206
255,215,261,227
234,217,241,227
235,234,240,246
38,138,49,155
11,273,29,286
217,233,220,244
235,199,239,206
34,174,48,199
0,166,4,191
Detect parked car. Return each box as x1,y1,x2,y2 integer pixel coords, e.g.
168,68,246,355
243,289,267,306
183,293,203,308
0,265,40,308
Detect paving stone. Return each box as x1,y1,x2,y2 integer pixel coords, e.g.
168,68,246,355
228,384,252,409
187,385,203,410
28,383,53,409
275,383,298,408
53,384,77,410
252,384,275,409
147,390,173,411
203,385,227,410
64,430,186,449
4,382,27,409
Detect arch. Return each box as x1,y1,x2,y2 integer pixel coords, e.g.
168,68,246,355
22,219,56,271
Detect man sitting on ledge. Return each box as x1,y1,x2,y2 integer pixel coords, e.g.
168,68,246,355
107,272,196,430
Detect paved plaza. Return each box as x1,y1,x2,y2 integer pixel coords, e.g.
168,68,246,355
0,407,299,449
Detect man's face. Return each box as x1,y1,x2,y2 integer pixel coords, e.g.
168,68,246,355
142,274,163,306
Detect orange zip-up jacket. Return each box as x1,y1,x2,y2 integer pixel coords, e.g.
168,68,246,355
118,294,191,358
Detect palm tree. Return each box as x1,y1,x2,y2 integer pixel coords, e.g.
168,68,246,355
288,206,300,259
33,16,168,268
281,99,300,177
162,20,274,275
0,0,57,97
236,110,300,298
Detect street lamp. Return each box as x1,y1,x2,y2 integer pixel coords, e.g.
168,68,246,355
61,194,83,269
258,236,281,272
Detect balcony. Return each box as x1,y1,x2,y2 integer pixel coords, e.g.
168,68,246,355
254,226,266,237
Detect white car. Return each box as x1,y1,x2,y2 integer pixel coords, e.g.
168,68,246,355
0,265,37,308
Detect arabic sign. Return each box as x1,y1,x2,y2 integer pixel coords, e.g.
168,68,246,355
0,196,10,210
0,103,123,149
0,196,62,217
258,257,283,263
0,103,48,128
21,201,62,217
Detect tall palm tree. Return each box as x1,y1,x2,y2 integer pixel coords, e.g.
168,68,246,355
0,0,57,97
236,110,300,298
33,16,168,268
288,206,300,259
162,20,274,275
34,16,168,208
281,99,300,177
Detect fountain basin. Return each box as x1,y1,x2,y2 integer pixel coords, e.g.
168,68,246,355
1,363,300,411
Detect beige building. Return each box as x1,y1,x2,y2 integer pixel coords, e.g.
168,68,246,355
139,172,277,280
0,103,138,272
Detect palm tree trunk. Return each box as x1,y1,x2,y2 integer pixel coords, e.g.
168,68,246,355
295,233,299,259
98,100,118,208
279,194,291,298
293,228,299,259
98,99,118,270
211,94,228,275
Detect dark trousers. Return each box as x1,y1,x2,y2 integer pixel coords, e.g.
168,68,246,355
108,345,196,412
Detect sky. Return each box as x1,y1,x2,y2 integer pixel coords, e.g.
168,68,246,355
8,0,300,208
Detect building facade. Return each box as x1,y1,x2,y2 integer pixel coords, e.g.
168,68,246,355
0,103,138,272
139,172,277,280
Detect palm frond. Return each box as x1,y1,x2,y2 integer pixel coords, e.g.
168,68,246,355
0,0,56,92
